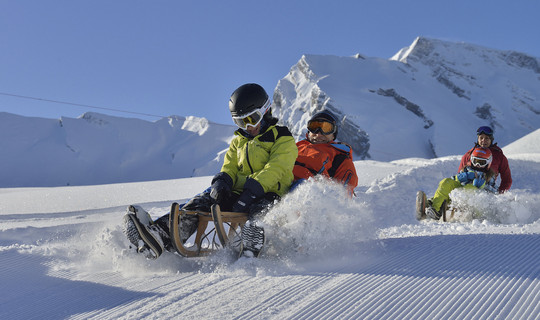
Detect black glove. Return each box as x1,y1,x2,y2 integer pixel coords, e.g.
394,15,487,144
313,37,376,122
209,173,233,204
232,178,265,213
232,189,257,213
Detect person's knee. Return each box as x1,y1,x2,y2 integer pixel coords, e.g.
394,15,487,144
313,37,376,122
183,191,214,212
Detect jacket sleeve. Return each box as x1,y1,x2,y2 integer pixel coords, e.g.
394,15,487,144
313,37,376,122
497,153,512,193
250,133,298,193
220,137,240,186
331,156,358,195
458,149,472,172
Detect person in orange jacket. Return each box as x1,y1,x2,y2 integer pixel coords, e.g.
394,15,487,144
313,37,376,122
292,111,358,195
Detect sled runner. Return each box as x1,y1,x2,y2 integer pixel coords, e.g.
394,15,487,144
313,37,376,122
168,203,248,257
415,191,427,221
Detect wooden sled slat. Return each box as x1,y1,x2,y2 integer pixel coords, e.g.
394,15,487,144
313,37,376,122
212,204,227,245
169,203,248,257
211,204,247,246
415,191,427,221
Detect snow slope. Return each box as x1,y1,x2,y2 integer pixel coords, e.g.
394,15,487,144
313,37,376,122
1,139,539,319
0,112,235,188
503,128,540,155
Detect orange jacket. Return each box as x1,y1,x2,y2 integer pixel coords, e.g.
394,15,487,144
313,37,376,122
294,139,358,194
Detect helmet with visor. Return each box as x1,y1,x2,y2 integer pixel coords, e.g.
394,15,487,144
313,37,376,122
470,147,492,169
229,83,271,129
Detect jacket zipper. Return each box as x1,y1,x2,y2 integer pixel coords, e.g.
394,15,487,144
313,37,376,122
246,142,254,174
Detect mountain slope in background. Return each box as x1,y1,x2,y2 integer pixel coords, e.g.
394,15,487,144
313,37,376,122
0,112,234,187
2,36,540,187
274,36,540,160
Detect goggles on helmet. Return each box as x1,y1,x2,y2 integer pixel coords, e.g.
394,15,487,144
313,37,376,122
232,99,270,129
471,156,491,168
470,147,492,168
477,126,493,136
307,120,336,135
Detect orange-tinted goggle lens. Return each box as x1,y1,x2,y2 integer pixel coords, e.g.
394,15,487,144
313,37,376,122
307,120,335,135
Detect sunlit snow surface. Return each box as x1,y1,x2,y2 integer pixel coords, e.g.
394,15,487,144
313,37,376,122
1,150,539,319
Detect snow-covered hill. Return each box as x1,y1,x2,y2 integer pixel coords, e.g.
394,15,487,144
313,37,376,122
503,128,540,155
274,36,540,160
0,112,235,187
1,138,539,318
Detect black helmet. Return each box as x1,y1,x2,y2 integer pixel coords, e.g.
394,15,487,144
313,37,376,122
229,83,269,117
308,110,339,139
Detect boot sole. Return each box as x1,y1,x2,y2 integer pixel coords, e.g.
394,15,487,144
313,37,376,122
124,214,163,259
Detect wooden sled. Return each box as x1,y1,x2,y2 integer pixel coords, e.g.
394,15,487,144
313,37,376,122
168,203,248,257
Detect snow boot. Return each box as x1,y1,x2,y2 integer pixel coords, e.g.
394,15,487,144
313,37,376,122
425,199,447,221
128,205,153,225
425,206,442,220
229,227,243,257
123,205,167,259
240,221,265,258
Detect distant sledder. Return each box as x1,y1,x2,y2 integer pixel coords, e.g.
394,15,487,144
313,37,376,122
417,147,497,221
417,126,512,222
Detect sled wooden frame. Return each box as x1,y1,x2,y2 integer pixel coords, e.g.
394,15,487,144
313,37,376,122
442,205,456,222
169,203,248,257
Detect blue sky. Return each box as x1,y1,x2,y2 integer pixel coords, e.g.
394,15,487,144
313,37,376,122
1,0,539,125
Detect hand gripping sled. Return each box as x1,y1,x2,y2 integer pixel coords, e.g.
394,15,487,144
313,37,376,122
168,203,248,257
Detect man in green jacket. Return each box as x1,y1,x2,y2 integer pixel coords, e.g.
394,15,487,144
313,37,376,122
124,83,298,258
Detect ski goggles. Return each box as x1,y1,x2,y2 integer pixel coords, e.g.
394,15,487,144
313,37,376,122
307,120,336,135
471,156,491,168
232,100,270,129
477,126,493,136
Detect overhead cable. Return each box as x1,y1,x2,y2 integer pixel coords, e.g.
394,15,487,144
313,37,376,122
0,92,167,118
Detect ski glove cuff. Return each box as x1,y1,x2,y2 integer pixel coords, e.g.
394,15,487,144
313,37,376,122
232,178,265,213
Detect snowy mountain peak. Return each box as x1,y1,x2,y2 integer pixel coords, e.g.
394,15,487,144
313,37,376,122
79,112,112,125
392,36,540,74
180,116,210,135
390,36,431,62
274,37,540,161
